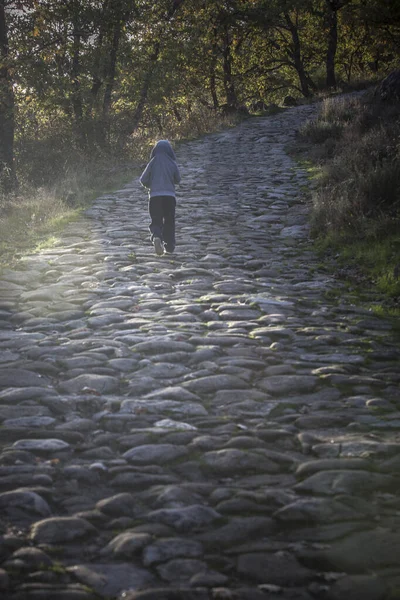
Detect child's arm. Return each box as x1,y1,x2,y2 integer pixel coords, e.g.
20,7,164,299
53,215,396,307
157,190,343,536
140,163,152,188
174,165,181,185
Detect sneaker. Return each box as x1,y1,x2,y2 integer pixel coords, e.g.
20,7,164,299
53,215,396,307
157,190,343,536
154,237,164,256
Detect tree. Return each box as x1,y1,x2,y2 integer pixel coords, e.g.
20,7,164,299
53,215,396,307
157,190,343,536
325,0,351,89
0,0,398,195
129,0,184,133
0,0,16,193
282,7,315,97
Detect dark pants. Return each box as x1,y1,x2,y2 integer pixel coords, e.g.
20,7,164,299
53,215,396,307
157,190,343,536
149,195,176,252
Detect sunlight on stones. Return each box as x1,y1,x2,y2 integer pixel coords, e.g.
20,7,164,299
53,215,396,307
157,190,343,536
0,100,399,599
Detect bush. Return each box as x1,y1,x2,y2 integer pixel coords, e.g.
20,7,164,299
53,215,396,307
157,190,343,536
300,119,344,144
301,93,400,238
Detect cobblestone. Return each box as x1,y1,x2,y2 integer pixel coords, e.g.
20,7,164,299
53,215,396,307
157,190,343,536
0,102,399,599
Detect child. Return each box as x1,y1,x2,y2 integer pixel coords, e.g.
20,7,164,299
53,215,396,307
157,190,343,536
140,140,181,256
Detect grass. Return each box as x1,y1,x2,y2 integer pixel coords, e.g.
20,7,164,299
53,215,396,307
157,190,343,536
295,90,400,315
0,192,79,266
339,237,400,298
0,161,140,268
314,232,400,318
0,104,242,270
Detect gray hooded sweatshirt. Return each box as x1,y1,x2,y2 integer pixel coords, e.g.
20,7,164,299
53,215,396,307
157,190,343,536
140,140,181,198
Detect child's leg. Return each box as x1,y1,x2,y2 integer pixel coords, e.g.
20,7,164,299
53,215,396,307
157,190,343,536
148,197,164,243
162,197,176,253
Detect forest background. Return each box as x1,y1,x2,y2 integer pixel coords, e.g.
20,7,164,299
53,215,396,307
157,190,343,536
0,0,399,307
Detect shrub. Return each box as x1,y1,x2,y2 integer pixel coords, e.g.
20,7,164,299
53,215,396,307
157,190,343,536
303,93,400,238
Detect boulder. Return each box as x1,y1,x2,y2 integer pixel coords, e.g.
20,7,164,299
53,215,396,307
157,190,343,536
375,69,400,101
283,95,297,106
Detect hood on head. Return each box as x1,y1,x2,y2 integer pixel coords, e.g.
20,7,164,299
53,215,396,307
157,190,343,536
151,140,176,160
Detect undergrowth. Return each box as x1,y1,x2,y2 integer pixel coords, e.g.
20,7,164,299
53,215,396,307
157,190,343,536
0,106,240,268
298,90,400,313
299,91,400,236
0,191,80,266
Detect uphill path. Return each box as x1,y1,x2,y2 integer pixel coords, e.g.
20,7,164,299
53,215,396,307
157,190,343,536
0,102,399,600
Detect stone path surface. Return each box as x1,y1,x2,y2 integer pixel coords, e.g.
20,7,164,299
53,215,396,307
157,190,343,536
0,103,400,600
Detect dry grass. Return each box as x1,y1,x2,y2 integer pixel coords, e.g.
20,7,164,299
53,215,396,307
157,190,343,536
1,105,240,267
0,158,139,267
299,93,400,237
298,91,400,307
0,189,76,265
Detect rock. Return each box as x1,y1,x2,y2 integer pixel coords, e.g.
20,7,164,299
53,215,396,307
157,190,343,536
202,449,280,474
120,399,208,417
306,528,400,572
132,339,194,354
147,505,221,532
144,386,201,402
273,497,370,523
295,458,371,477
294,470,396,496
196,517,276,548
183,374,247,394
0,490,51,517
237,551,312,585
9,583,99,599
0,568,9,591
30,517,97,544
0,369,50,388
327,574,387,600
143,538,203,566
101,532,151,557
121,589,210,600
258,375,318,395
122,444,189,464
284,95,297,106
12,439,70,453
58,374,119,394
96,493,136,517
67,563,157,597
156,558,209,582
375,69,400,101
153,419,198,431
4,416,57,428
10,547,53,569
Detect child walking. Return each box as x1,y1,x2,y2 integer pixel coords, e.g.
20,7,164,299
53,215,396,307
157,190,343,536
140,140,181,256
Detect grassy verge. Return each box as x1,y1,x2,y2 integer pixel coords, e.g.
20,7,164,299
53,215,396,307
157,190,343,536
315,233,400,316
0,160,139,268
292,90,400,317
0,106,242,270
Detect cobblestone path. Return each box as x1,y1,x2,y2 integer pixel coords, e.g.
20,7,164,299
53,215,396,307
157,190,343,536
1,103,400,600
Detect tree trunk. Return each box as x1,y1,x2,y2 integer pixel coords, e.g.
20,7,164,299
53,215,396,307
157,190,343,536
0,0,16,194
102,20,122,120
88,0,110,115
71,14,83,123
130,42,160,133
209,29,219,109
210,65,218,109
284,11,313,98
222,26,238,109
326,2,338,88
130,0,184,134
88,0,129,148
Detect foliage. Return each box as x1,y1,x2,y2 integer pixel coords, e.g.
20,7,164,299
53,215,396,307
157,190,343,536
0,0,398,195
0,155,137,267
0,186,77,265
299,92,400,236
0,0,399,280
298,91,400,308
